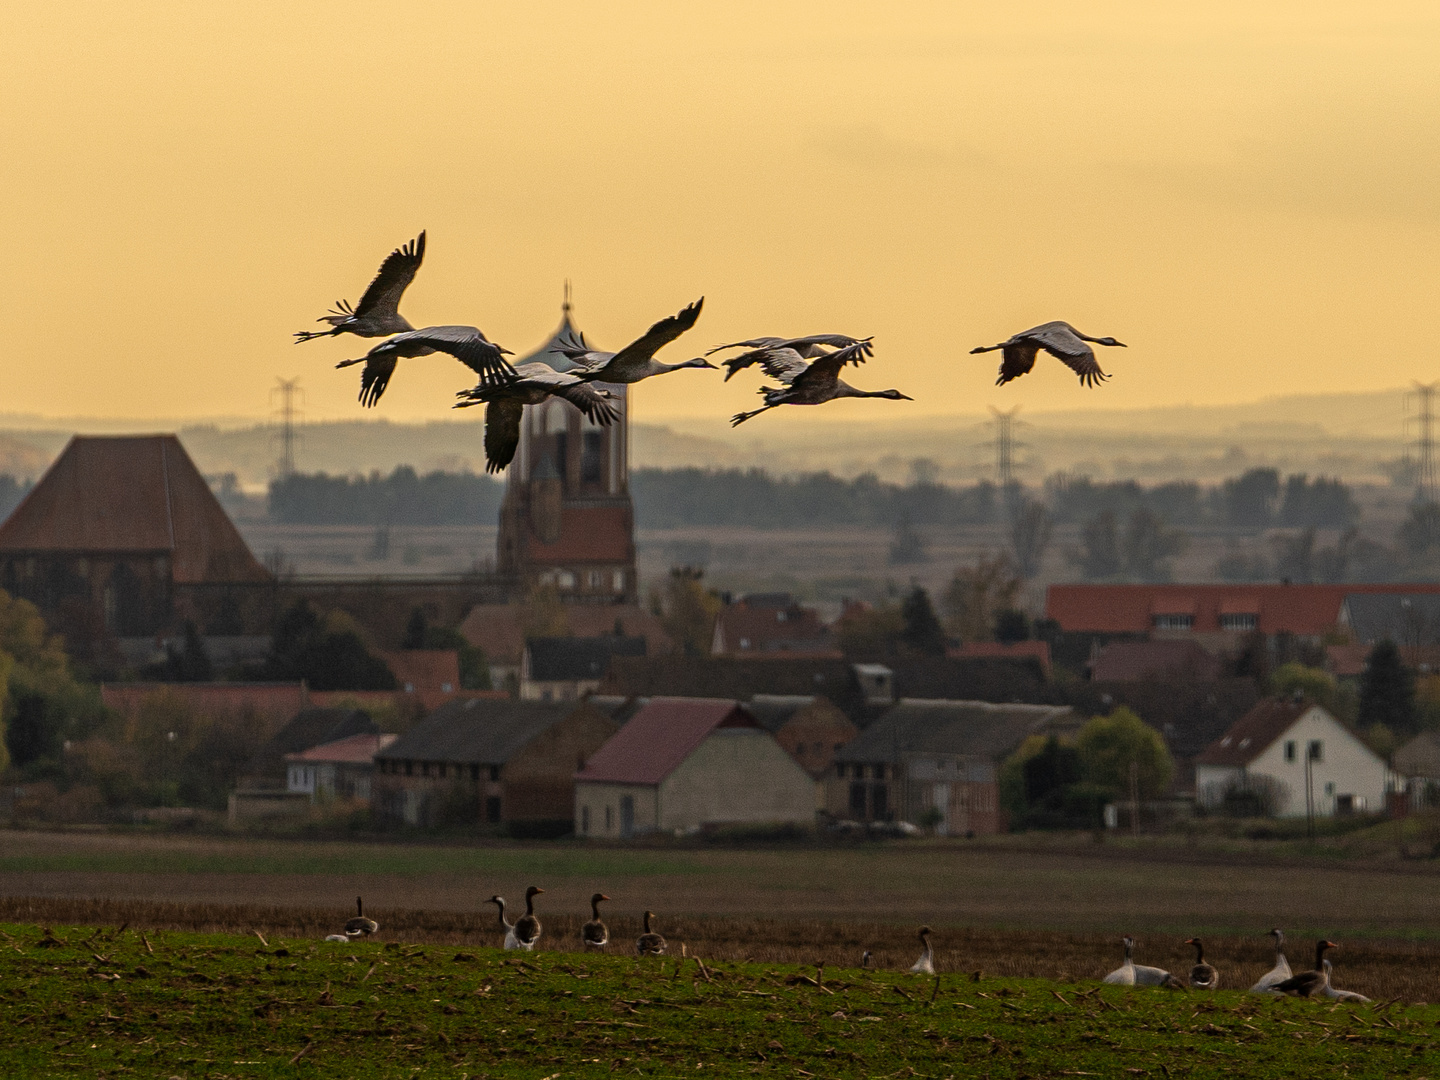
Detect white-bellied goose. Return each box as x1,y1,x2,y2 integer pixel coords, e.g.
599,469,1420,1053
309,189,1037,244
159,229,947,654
636,910,667,956
295,232,426,342
1320,959,1371,1002
970,321,1124,388
1249,929,1294,993
581,893,610,949
1103,936,1181,987
488,895,520,950
1272,940,1338,997
324,934,350,943
1184,938,1219,989
909,926,935,975
344,897,378,938
861,950,873,969
513,886,543,951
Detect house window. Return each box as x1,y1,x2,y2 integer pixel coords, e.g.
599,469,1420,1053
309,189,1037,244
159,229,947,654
604,805,613,830
612,570,625,593
587,570,603,588
557,571,576,589
581,806,590,834
489,765,501,782
1152,614,1194,630
1324,781,1336,797
485,796,502,822
1220,613,1257,631
470,764,480,781
872,783,889,819
1308,740,1324,762
442,682,453,693
849,782,867,816
1284,740,1296,763
404,761,414,776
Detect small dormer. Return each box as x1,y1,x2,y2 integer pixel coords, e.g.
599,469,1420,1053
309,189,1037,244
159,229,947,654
852,663,894,705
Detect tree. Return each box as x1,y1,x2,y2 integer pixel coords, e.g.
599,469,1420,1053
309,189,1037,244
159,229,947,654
1076,707,1174,802
1121,508,1186,581
887,514,927,565
835,603,905,657
943,553,1021,642
1221,468,1280,528
661,567,722,657
1270,528,1315,583
1397,502,1440,560
899,586,947,656
1073,509,1122,579
1358,640,1417,737
162,621,214,682
1009,498,1052,579
993,608,1030,644
264,601,397,691
1270,661,1357,723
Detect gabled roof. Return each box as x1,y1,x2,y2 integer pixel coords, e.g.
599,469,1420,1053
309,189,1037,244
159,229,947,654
600,656,867,716
459,603,675,666
285,732,398,764
742,694,816,733
1340,593,1440,646
1395,731,1440,779
1193,696,1318,767
1090,640,1222,682
574,697,758,785
526,636,646,682
837,700,1074,764
712,598,831,655
0,436,269,583
379,650,461,693
948,640,1053,678
375,698,580,765
251,708,378,776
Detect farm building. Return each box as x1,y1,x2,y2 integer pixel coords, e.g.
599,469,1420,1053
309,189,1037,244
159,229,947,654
1391,731,1440,810
285,732,397,802
828,700,1077,835
520,636,646,702
372,697,619,832
742,694,860,779
459,602,673,691
948,640,1053,679
1193,696,1390,817
245,707,379,783
573,697,815,838
710,594,834,656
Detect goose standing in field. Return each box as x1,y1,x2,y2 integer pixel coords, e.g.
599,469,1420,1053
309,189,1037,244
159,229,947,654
861,950,873,969
1184,938,1219,989
1102,936,1182,987
324,934,350,943
1249,928,1294,993
295,231,427,342
708,334,874,382
728,342,911,427
513,886,544,951
581,893,610,950
337,325,516,407
344,897,378,938
1271,940,1339,998
636,910,667,956
909,926,935,975
970,321,1124,388
1319,959,1371,1002
454,363,619,472
488,895,520,950
552,299,714,384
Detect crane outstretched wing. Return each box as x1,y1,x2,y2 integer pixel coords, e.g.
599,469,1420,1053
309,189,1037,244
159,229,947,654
995,340,1042,385
523,369,621,423
788,341,872,386
1028,325,1108,387
754,348,810,385
386,325,517,383
706,336,785,356
483,400,524,474
774,334,874,358
353,232,426,319
358,356,398,407
608,298,704,368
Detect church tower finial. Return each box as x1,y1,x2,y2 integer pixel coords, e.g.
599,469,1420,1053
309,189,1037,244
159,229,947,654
563,279,572,315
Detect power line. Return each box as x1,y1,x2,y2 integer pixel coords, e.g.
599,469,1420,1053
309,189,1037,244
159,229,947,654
1405,381,1438,503
270,377,304,478
987,406,1024,488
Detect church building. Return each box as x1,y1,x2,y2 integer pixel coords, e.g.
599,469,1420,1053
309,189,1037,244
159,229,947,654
496,299,639,605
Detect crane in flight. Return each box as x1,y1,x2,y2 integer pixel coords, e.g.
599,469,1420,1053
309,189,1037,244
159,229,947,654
295,232,427,342
337,325,515,407
708,334,873,382
728,341,910,426
455,364,619,473
970,321,1124,387
551,299,714,384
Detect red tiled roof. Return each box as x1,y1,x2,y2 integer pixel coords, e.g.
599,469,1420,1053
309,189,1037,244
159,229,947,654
1046,583,1440,636
713,600,830,655
0,436,269,583
948,640,1052,677
285,732,398,764
1325,644,1370,677
574,697,758,784
519,505,632,564
378,650,461,694
306,688,505,712
1193,696,1313,766
1090,640,1221,682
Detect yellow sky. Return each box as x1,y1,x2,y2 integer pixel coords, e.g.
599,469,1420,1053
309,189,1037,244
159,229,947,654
2,1,1437,429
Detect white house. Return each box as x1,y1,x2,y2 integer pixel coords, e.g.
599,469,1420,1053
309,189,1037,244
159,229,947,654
1194,696,1389,818
285,732,397,803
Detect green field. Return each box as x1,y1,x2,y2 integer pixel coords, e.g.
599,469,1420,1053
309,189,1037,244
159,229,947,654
1,921,1434,1079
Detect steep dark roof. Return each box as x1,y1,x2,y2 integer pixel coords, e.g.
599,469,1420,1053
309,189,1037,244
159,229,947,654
1341,593,1440,646
600,656,866,716
527,636,646,682
574,698,758,784
1193,696,1315,767
888,657,1054,703
376,698,580,765
251,708,377,775
0,435,269,583
837,700,1074,764
742,694,815,733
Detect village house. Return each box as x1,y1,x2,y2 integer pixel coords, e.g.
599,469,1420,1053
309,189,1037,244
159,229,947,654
1394,731,1440,810
742,694,860,779
828,700,1077,836
710,593,835,656
573,697,816,838
372,697,618,832
520,636,647,702
459,602,673,691
1193,696,1390,817
285,732,397,802
1088,639,1223,682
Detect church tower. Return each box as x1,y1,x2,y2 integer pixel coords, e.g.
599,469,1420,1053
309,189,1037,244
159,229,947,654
496,292,638,604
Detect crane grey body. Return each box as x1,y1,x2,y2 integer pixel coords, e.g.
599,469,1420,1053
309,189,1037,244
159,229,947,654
337,325,515,408
296,232,426,342
729,342,910,426
970,321,1124,387
552,298,712,383
708,334,873,382
455,362,619,473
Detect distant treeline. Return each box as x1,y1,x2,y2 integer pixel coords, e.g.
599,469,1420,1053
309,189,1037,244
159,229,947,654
256,464,1358,531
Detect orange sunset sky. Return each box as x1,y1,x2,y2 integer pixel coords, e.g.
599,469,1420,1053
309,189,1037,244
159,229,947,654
2,1,1436,428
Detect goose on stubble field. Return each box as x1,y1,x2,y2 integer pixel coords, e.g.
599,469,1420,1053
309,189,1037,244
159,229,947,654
552,299,714,384
454,363,620,473
909,927,935,975
1103,936,1182,988
636,911,667,956
1271,940,1339,998
488,895,520,950
1319,958,1371,1002
295,232,426,342
727,341,910,426
581,893,610,950
1250,929,1293,993
344,897,378,938
513,886,544,951
1184,938,1219,990
970,321,1124,388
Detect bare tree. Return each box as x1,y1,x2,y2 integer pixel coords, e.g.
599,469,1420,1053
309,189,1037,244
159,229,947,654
1009,498,1053,580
